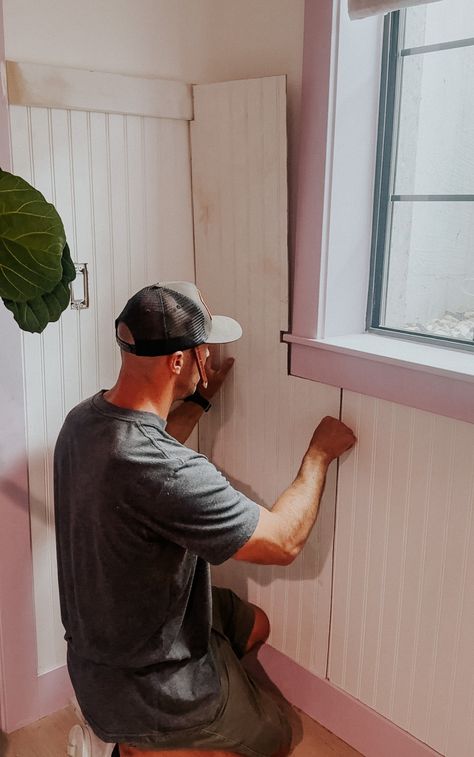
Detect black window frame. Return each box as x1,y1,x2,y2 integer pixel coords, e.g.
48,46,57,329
366,9,474,353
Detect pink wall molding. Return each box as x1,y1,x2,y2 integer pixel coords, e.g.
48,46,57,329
258,644,442,757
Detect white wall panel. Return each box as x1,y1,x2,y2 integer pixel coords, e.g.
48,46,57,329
9,104,195,674
330,391,474,757
191,76,341,676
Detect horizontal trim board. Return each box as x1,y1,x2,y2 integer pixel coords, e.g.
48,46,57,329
288,340,474,425
391,194,474,202
257,644,442,757
401,37,474,57
285,332,474,384
6,61,193,120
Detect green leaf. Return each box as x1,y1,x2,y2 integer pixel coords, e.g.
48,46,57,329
3,243,77,333
0,169,65,301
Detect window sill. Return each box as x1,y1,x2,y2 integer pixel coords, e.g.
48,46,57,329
284,332,474,424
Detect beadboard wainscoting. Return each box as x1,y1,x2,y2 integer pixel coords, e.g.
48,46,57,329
9,102,195,676
331,392,474,757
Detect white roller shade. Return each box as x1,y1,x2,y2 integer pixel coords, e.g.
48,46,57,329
348,0,443,20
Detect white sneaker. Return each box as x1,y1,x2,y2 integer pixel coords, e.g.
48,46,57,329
67,723,116,757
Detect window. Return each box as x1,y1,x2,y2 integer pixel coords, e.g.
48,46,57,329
286,1,474,424
369,2,474,351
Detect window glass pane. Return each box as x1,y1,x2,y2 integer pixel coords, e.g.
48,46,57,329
394,46,474,195
404,0,474,50
382,202,474,343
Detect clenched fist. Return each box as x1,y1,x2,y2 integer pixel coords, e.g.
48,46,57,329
307,416,356,464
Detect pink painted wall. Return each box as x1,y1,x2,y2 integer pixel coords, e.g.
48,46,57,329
0,0,9,167
0,0,33,731
0,1,73,731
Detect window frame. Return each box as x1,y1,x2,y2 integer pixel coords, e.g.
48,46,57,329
285,0,474,425
367,9,474,354
366,10,400,340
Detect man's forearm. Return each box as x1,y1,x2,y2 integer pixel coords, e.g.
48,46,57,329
233,416,355,566
166,402,204,443
272,452,330,559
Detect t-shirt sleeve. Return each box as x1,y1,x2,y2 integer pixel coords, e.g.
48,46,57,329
143,452,260,565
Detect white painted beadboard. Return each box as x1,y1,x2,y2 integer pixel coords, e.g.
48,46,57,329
191,76,341,675
330,391,474,757
9,104,195,674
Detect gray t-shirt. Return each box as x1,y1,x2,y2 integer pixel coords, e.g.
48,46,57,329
54,391,259,742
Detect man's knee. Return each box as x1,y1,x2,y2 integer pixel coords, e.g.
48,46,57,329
271,715,292,757
245,604,270,653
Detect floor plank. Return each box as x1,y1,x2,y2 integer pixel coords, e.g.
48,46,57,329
3,705,363,757
292,709,362,756
4,707,79,757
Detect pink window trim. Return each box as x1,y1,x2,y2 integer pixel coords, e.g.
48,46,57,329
288,0,474,424
291,0,332,339
289,340,474,425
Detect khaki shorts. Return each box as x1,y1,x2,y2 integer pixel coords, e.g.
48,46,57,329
129,586,292,757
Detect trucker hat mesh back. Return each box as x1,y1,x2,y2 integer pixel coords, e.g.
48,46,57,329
116,285,209,355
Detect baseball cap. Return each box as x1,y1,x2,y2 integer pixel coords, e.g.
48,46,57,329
115,281,242,356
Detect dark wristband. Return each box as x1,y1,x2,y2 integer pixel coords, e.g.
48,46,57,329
183,391,212,412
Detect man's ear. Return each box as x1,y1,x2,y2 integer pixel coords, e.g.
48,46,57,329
168,351,184,375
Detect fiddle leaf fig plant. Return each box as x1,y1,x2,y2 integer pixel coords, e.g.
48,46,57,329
0,168,76,333
3,242,76,333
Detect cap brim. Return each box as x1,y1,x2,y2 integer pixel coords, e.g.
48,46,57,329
206,315,242,344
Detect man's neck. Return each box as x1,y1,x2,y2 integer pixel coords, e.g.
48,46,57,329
103,381,174,420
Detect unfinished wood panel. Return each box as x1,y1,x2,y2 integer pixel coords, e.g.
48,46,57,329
6,61,193,120
330,391,474,757
191,76,341,676
9,104,195,675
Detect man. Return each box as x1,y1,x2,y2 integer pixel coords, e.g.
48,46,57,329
54,282,356,757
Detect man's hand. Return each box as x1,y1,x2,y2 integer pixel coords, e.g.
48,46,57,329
306,416,356,465
198,354,235,400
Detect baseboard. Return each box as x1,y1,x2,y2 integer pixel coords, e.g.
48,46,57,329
258,644,443,757
7,643,445,757
36,665,74,723
6,665,73,733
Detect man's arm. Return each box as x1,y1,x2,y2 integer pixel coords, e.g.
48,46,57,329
166,356,235,444
233,416,356,565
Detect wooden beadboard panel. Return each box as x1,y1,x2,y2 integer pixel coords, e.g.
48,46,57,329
191,76,341,675
9,104,195,674
206,373,340,675
329,391,474,757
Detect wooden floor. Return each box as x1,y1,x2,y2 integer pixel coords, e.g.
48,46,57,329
3,705,362,757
